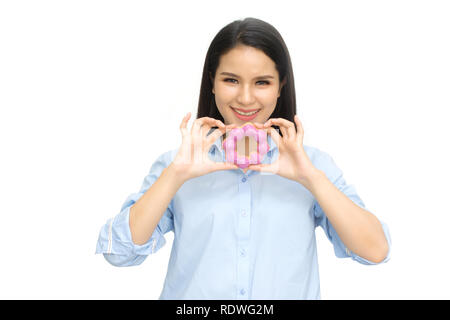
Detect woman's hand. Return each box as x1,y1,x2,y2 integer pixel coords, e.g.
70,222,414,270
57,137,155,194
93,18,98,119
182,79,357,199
248,115,322,188
171,112,239,182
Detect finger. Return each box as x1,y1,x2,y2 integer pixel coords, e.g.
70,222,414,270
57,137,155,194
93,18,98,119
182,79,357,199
193,118,224,151
223,123,239,138
279,125,288,139
254,125,264,132
205,126,226,146
294,115,304,143
202,119,227,143
201,122,214,140
179,112,191,137
192,118,214,164
194,119,225,158
264,119,286,138
227,123,239,130
225,123,239,129
191,117,221,137
267,126,281,147
213,119,226,129
209,160,239,172
247,162,277,175
252,122,265,129
265,118,296,140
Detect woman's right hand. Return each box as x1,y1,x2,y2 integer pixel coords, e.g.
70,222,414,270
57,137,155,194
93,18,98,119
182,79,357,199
170,112,239,182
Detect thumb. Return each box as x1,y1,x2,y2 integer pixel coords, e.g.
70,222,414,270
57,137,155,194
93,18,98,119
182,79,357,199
212,161,239,172
248,163,276,174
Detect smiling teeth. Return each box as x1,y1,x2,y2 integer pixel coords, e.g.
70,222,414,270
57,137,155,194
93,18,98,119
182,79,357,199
234,109,259,116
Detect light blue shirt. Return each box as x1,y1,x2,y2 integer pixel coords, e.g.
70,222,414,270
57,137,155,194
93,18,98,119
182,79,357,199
96,132,392,299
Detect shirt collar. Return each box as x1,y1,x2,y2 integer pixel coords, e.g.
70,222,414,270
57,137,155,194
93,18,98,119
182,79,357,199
208,128,278,160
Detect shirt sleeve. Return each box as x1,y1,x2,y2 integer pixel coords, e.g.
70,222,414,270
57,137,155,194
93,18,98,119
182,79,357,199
95,149,176,267
313,150,392,266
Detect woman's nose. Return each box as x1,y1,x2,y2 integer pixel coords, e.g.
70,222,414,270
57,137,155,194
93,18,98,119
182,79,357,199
237,84,256,105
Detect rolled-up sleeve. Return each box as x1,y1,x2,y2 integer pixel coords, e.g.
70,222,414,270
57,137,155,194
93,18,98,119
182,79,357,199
95,150,176,267
313,150,392,266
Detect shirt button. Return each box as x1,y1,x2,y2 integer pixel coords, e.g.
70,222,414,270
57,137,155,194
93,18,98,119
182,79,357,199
241,210,247,217
241,177,247,183
240,289,246,295
240,249,246,257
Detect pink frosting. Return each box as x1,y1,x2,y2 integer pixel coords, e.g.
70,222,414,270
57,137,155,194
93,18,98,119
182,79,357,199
222,123,270,169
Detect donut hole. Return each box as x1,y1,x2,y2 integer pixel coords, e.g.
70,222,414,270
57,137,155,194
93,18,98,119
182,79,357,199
236,135,258,158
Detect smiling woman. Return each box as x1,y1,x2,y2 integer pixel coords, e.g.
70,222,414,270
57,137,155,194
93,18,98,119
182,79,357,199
96,17,392,300
209,44,287,125
198,17,296,133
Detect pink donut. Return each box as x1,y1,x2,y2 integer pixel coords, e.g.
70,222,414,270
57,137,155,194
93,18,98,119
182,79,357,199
249,152,260,164
222,122,270,169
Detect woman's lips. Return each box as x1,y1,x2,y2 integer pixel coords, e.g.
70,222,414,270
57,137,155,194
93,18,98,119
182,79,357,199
232,107,261,113
230,106,261,121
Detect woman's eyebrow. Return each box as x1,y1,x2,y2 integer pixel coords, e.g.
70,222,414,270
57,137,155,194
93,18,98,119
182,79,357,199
219,72,274,79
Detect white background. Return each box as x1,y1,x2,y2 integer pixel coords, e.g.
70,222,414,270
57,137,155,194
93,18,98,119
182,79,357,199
1,0,449,299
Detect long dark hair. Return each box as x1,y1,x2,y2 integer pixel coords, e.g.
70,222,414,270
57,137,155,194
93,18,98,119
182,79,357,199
196,17,297,134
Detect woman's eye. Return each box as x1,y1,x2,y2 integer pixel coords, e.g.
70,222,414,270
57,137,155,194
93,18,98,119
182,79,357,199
224,78,269,85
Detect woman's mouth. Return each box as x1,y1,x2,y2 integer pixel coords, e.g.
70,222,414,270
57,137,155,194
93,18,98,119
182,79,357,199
231,106,261,121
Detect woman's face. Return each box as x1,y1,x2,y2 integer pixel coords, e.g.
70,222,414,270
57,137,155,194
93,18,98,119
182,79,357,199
212,45,285,126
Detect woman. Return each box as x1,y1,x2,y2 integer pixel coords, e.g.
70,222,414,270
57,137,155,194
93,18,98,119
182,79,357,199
96,17,391,299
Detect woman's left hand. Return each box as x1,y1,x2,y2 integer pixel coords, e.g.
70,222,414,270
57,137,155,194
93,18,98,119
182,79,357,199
248,115,321,187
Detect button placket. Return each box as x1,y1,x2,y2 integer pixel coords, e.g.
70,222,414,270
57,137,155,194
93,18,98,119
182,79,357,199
236,174,251,299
